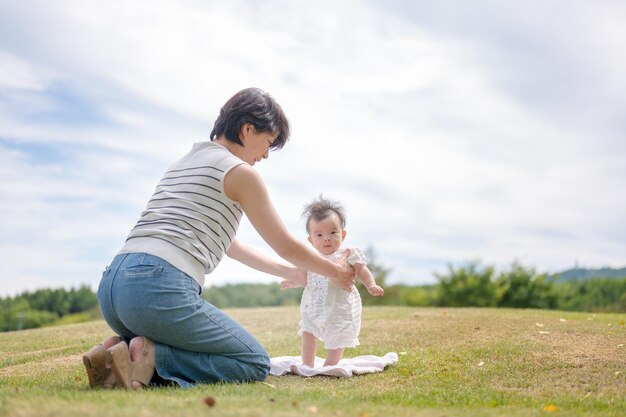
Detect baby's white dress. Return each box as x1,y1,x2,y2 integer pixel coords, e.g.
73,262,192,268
299,248,367,349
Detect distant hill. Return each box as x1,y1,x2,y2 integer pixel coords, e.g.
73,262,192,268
550,267,626,282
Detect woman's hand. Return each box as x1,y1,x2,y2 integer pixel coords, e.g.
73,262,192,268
329,249,356,291
280,267,307,290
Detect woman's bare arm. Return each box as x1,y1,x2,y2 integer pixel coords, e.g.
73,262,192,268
224,164,355,290
226,238,305,282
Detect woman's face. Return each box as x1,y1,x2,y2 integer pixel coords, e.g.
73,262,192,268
240,124,277,166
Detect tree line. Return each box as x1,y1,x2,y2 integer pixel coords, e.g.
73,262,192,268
203,261,625,313
1,260,624,332
379,262,626,313
0,286,98,332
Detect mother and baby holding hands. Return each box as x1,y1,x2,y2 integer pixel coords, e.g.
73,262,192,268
82,88,384,389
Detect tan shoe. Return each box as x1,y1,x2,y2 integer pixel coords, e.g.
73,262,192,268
82,336,121,388
107,337,155,389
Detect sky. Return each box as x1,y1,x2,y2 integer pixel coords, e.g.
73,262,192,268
1,0,625,297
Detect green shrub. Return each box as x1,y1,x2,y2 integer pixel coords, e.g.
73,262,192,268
435,261,497,307
496,263,558,309
556,277,626,312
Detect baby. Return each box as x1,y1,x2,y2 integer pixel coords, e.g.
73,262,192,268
284,195,383,367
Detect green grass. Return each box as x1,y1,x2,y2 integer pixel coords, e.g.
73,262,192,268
0,306,624,416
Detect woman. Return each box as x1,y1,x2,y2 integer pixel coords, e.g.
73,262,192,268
82,87,356,389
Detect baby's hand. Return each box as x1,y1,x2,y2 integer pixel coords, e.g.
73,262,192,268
367,284,384,296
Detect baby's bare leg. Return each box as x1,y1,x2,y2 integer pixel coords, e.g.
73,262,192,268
301,331,318,367
324,348,345,366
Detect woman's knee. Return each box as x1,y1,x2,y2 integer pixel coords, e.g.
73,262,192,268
249,353,270,381
239,349,270,382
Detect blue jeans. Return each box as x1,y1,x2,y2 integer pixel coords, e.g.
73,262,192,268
97,253,270,387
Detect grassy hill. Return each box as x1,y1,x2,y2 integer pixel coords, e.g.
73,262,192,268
551,267,626,281
0,306,624,417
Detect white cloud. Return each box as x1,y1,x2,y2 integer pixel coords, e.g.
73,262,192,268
0,51,52,90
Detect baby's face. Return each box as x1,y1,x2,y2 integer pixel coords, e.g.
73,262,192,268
307,212,346,255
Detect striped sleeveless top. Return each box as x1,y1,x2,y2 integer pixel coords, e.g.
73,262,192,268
119,141,246,287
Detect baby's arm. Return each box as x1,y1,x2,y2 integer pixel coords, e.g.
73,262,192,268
356,264,384,296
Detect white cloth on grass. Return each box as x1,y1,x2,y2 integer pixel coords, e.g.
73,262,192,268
269,352,398,377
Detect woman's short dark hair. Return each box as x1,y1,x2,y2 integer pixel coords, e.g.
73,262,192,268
210,87,290,151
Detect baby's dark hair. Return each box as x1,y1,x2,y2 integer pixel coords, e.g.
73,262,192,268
210,87,290,150
302,195,346,233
